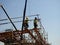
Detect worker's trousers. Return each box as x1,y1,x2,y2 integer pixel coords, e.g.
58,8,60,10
24,23,29,28
34,23,37,28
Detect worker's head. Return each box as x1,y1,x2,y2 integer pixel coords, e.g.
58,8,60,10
35,17,37,19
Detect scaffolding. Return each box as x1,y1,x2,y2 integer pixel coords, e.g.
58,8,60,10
0,14,50,45
0,0,50,45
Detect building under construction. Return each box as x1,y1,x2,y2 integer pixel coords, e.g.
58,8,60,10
0,0,50,45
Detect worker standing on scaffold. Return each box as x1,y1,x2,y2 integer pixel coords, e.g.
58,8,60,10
24,17,29,29
34,17,38,28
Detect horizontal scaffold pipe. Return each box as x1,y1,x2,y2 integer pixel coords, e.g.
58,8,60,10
0,14,40,21
0,19,40,25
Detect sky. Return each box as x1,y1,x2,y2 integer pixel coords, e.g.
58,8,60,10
0,0,60,45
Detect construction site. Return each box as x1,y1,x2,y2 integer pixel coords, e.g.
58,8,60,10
0,0,50,45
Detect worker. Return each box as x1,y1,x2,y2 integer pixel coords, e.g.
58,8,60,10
34,17,38,28
24,17,29,29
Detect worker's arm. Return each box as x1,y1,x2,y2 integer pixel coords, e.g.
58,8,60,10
37,19,40,22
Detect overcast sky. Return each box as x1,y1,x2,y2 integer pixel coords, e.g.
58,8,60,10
0,0,60,45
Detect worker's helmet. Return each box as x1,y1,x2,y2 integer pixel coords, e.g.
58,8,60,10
26,16,28,19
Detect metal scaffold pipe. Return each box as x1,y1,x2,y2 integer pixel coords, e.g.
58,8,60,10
0,5,18,31
0,14,39,21
0,19,40,25
21,0,27,44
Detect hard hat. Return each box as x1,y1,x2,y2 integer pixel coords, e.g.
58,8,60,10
26,16,28,19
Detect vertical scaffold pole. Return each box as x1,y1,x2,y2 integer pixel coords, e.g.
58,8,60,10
21,0,27,45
